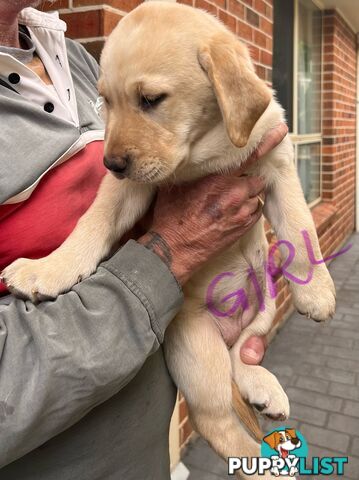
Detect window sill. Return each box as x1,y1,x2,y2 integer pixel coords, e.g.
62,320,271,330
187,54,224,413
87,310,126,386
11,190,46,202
311,202,337,234
265,201,336,244
265,201,336,266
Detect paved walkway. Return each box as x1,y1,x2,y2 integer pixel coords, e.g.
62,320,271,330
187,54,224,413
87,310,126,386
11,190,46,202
182,233,359,480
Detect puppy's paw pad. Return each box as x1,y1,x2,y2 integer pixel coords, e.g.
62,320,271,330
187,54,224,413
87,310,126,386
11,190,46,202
235,366,290,420
292,272,336,323
1,257,83,302
294,288,336,322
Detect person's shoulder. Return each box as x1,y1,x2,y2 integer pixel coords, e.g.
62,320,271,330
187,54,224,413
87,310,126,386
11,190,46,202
65,38,100,81
65,38,97,66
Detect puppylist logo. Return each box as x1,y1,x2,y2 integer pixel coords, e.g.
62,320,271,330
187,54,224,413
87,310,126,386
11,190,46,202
228,427,348,476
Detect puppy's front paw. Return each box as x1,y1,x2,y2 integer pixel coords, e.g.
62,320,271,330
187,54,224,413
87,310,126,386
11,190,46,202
1,256,91,302
291,269,336,323
235,365,290,421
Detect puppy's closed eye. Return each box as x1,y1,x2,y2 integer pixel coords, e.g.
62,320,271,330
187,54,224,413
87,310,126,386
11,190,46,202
139,93,167,111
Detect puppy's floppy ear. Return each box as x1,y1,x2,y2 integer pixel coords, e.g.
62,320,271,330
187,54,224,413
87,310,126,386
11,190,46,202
198,33,272,148
263,431,280,450
286,428,297,439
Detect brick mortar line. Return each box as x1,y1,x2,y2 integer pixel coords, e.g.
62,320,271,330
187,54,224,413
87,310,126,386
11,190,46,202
324,22,357,41
323,30,355,45
323,70,357,84
323,88,356,96
78,36,106,42
323,42,357,63
322,177,356,185
322,126,356,130
323,78,356,90
324,27,356,43
253,61,272,70
322,160,356,167
322,133,356,139
217,4,273,25
324,42,357,59
323,128,355,132
321,166,358,176
323,76,356,87
248,44,273,55
323,100,356,108
324,44,357,59
322,136,356,141
323,107,356,113
322,188,356,197
323,125,357,130
243,40,273,55
323,110,356,115
236,19,272,41
323,165,358,173
323,33,357,50
323,41,356,57
323,166,356,174
324,10,357,30
322,172,356,180
322,92,356,100
323,52,357,71
56,4,125,14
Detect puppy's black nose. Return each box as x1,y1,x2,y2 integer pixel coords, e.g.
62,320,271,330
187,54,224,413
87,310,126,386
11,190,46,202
103,154,132,176
291,437,300,445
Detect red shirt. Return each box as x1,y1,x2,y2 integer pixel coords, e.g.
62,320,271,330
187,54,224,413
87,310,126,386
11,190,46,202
0,141,106,295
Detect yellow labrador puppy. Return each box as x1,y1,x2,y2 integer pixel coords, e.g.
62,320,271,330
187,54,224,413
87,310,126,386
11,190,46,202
3,3,335,478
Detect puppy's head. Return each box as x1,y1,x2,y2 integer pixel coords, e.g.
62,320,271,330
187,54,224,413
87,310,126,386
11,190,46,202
263,429,302,457
99,2,271,183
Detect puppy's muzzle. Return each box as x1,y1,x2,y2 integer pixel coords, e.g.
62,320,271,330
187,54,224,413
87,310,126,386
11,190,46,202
104,154,132,178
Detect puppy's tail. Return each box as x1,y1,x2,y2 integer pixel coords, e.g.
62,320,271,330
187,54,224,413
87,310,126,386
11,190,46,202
231,380,263,442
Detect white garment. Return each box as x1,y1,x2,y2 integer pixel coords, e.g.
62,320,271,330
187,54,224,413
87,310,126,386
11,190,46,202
0,7,79,125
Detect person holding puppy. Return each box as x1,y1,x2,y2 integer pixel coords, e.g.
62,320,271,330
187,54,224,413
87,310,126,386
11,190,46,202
0,1,287,479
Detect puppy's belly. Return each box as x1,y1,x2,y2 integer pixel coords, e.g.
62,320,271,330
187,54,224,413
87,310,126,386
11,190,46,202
184,244,265,347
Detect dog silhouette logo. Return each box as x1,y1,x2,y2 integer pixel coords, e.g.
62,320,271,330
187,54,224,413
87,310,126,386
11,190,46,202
261,427,308,477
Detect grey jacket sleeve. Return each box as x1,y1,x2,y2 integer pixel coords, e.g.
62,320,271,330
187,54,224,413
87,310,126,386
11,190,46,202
0,240,183,468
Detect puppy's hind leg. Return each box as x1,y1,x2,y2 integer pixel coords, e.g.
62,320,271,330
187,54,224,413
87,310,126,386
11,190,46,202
165,304,272,480
230,294,290,422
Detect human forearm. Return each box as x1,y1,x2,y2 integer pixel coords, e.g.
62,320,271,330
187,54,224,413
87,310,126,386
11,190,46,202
0,240,182,467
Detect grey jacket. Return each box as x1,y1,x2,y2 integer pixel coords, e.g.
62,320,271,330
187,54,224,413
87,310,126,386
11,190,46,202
0,24,183,480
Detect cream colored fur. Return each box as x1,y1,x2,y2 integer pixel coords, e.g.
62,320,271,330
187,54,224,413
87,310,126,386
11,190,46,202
3,3,335,479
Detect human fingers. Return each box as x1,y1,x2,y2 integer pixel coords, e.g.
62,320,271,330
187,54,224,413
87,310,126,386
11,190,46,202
240,336,267,365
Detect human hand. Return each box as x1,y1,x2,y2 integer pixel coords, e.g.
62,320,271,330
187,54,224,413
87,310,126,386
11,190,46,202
138,173,265,285
240,336,267,365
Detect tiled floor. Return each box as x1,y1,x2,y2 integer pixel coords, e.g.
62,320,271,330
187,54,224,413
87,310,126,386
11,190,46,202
182,233,359,480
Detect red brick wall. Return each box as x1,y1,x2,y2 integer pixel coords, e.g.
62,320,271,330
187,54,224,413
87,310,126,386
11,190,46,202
41,0,357,453
42,0,273,76
320,10,357,256
42,0,134,60
179,0,273,83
